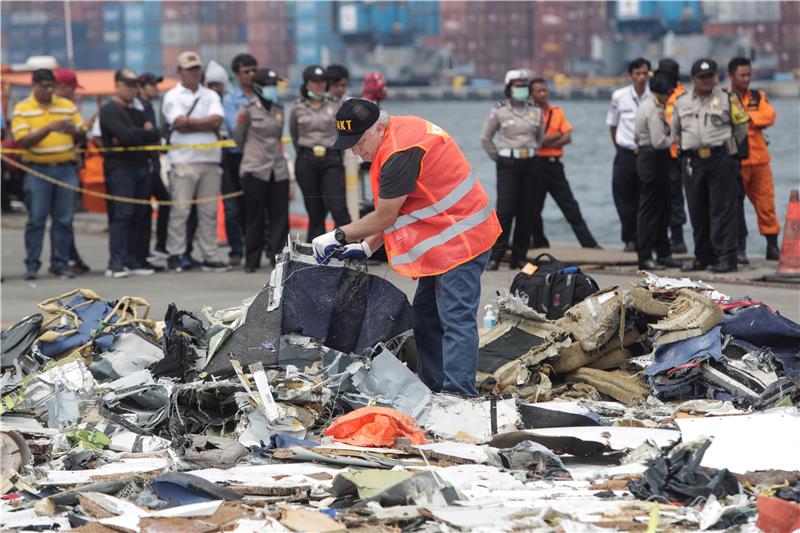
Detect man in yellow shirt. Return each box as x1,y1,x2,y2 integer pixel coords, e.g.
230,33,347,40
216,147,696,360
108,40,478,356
11,69,84,280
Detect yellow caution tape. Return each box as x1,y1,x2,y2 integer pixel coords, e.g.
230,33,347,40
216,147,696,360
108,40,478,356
1,139,236,155
2,137,295,155
645,503,659,533
1,154,243,206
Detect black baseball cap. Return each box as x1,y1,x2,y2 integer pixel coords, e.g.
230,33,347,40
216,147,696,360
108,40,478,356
657,58,680,79
691,58,717,77
253,68,283,86
138,72,163,86
115,68,139,85
302,65,326,82
332,98,380,151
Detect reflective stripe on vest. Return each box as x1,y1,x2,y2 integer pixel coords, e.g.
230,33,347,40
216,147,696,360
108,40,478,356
390,203,495,266
388,171,478,232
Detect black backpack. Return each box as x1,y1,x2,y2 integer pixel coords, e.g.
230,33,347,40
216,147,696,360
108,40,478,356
509,253,600,320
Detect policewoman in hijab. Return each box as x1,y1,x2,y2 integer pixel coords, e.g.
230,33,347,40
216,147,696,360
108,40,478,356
289,65,351,242
233,68,291,272
480,69,544,270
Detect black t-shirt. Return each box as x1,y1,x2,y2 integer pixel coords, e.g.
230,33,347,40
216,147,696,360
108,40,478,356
378,147,424,199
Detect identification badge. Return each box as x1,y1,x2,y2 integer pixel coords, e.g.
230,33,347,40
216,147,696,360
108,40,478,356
312,145,326,157
710,97,720,109
698,147,712,159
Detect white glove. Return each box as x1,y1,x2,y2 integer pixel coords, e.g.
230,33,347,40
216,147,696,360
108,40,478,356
312,231,342,264
338,241,373,262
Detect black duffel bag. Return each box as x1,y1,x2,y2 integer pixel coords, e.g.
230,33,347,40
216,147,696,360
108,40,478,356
510,253,600,320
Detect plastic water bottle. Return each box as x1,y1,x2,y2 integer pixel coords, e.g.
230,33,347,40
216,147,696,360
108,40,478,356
483,304,497,329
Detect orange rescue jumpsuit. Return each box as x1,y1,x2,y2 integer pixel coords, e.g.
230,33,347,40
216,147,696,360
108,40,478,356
738,88,780,236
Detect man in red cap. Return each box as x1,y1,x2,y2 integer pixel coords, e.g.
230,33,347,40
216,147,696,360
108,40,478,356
54,68,84,101
54,68,92,274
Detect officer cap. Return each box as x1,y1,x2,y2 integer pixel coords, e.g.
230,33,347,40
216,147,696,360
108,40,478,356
504,69,530,86
253,68,283,86
302,65,327,82
331,98,380,151
691,58,717,77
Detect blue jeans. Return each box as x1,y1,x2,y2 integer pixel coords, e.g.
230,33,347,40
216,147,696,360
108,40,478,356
412,250,490,396
23,162,78,272
105,163,149,269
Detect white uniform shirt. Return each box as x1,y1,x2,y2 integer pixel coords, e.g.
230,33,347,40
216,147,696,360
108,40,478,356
161,82,224,165
606,84,651,150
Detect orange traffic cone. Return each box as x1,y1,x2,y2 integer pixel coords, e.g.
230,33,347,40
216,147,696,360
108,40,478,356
217,196,228,245
769,188,800,282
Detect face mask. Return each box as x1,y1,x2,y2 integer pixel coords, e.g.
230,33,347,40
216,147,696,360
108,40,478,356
260,85,278,101
511,86,530,101
307,90,325,101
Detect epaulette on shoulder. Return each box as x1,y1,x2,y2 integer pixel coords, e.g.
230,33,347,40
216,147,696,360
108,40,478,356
495,100,507,108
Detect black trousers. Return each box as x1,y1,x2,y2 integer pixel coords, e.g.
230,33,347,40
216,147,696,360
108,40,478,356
636,148,672,262
295,152,351,241
139,157,170,257
612,147,640,243
491,157,538,263
532,157,598,248
242,173,289,268
684,154,739,265
221,151,245,257
667,156,687,230
735,164,748,252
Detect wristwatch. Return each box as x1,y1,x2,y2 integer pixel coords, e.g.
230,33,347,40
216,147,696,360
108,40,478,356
334,227,347,244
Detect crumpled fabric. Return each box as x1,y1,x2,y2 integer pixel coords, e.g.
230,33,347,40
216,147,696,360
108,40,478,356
324,406,427,447
628,438,740,505
720,306,800,377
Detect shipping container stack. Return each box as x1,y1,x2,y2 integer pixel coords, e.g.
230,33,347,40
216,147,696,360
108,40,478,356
531,2,608,77
441,1,534,81
1,1,68,67
779,1,800,74
247,1,293,77
161,0,199,74
102,3,125,73
407,1,440,40
294,1,343,70
216,1,249,71
702,0,781,76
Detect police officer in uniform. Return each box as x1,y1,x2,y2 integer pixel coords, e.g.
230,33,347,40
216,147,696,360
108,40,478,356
673,59,749,273
480,69,543,270
634,69,682,270
657,58,689,254
234,68,291,272
289,65,351,241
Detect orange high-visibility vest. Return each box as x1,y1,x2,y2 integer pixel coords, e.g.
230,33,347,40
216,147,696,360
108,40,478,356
370,116,501,277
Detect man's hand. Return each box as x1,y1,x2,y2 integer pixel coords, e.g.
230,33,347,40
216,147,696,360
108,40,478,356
144,121,154,131
173,116,189,128
312,231,343,264
338,241,373,262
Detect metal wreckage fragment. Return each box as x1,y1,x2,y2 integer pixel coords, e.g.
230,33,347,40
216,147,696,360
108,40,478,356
1,258,799,531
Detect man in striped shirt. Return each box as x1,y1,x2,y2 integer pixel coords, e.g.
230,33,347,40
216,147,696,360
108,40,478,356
11,69,84,280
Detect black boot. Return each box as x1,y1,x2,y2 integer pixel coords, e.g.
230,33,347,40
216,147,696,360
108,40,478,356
656,255,682,268
486,259,500,271
737,249,750,265
766,234,780,261
670,226,687,254
709,258,737,273
624,241,637,252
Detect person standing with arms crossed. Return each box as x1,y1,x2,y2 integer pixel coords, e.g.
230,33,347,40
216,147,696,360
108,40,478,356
728,57,781,262
529,77,600,249
673,59,749,273
290,65,351,242
481,69,543,270
312,99,501,396
607,58,651,252
633,70,683,271
161,51,229,273
656,58,689,254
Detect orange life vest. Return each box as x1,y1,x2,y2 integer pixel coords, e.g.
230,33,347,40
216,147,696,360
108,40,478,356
369,116,501,277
